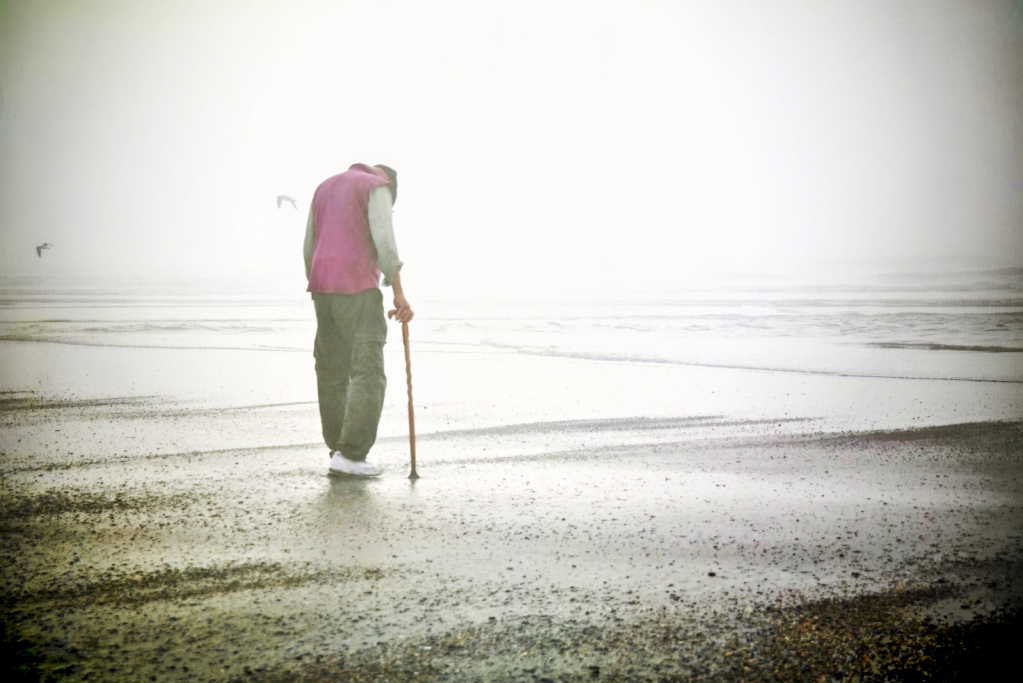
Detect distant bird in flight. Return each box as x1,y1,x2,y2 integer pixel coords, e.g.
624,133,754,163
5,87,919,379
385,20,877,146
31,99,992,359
277,195,298,211
36,243,52,257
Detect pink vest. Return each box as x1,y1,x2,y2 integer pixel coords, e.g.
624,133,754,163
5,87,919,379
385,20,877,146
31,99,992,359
306,164,391,294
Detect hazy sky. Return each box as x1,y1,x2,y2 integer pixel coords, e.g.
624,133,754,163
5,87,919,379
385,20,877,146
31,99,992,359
1,0,1021,294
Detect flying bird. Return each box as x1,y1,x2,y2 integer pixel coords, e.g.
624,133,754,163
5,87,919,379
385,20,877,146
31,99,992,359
277,195,298,211
36,243,52,257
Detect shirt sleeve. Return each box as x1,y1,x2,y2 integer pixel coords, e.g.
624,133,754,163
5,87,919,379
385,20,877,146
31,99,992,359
303,205,316,280
367,185,403,286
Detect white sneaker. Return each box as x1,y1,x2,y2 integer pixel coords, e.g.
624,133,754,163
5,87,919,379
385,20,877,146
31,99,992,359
328,451,383,478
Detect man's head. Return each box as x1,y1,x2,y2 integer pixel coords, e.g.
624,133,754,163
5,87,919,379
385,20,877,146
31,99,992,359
373,164,398,205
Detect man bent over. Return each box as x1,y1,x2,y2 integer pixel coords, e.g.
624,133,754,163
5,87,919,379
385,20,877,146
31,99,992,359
303,163,413,477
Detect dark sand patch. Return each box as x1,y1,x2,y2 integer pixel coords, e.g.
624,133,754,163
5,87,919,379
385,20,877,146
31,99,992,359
0,486,194,520
0,394,158,412
227,586,1020,682
2,562,382,609
2,583,1019,682
868,342,1023,353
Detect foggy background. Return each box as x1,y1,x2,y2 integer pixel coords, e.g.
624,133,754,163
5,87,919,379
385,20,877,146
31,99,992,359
1,0,1021,297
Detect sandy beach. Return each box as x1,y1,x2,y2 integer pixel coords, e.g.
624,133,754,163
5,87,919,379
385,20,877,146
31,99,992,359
2,334,1021,682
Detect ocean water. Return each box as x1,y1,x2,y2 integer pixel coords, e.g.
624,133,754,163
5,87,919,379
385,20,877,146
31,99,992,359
0,269,1020,385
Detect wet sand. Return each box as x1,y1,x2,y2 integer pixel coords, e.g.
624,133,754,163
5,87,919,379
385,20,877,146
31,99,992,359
1,340,1022,681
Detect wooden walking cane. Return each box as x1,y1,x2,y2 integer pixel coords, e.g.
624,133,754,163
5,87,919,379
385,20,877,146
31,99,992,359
388,310,418,479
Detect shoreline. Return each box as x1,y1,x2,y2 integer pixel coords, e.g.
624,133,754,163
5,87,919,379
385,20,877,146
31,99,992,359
1,335,1020,384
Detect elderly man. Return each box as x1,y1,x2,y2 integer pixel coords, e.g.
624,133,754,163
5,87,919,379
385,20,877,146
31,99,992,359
304,163,413,477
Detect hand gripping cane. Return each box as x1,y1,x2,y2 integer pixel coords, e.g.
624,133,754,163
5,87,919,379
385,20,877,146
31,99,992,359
387,310,419,479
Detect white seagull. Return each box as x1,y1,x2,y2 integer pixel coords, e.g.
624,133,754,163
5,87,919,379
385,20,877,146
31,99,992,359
276,195,298,211
36,243,53,257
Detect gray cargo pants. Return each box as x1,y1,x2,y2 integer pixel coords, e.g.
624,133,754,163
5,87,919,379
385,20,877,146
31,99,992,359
312,289,387,461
